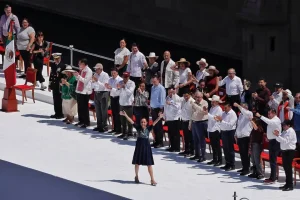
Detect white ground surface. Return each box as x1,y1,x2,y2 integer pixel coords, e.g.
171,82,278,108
0,68,300,199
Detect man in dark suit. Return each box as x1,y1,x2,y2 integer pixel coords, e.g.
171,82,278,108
48,53,66,119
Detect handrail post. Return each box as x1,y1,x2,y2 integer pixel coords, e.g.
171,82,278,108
69,45,74,66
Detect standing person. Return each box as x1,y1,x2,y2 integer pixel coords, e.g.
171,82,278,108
203,66,219,100
74,58,93,128
48,53,65,119
252,78,271,116
134,82,149,125
248,118,265,179
256,109,281,184
206,95,223,166
60,65,77,124
150,75,166,148
274,119,297,191
287,92,300,151
31,31,47,90
91,63,110,132
105,68,123,134
117,72,135,140
114,39,130,75
159,51,178,91
233,102,253,175
241,79,253,111
278,89,294,122
219,68,243,113
178,92,195,156
215,102,237,171
189,91,209,162
194,58,209,87
120,110,164,186
164,87,181,152
268,83,283,110
126,43,148,90
0,4,20,44
16,18,34,78
143,52,159,97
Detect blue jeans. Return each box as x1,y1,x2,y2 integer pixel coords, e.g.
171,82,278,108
192,121,207,158
221,130,236,167
268,139,280,181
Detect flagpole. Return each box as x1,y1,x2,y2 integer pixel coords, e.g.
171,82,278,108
1,20,18,112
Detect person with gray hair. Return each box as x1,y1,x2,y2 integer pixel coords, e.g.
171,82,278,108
91,63,110,132
233,102,253,175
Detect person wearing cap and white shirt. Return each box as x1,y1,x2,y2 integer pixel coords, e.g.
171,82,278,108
256,109,281,184
114,39,131,75
49,52,66,119
105,68,123,134
194,58,209,87
74,58,93,128
233,102,253,175
219,68,243,113
205,95,223,166
60,65,77,124
91,63,110,132
116,72,136,140
126,43,147,92
273,119,297,191
143,52,160,97
215,102,237,171
268,83,283,110
160,51,179,91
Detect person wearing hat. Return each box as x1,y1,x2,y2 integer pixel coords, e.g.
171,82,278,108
194,58,209,87
49,52,66,119
171,58,192,97
159,51,178,92
274,119,297,191
268,82,283,110
117,71,135,140
205,95,223,166
60,65,77,124
252,78,271,117
277,89,294,122
143,52,159,97
202,66,220,101
91,63,110,132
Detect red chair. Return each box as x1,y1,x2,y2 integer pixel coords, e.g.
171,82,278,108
44,42,53,77
14,68,37,104
293,158,300,185
88,91,96,120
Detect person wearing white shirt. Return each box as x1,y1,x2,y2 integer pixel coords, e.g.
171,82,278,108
105,68,123,134
114,39,131,75
159,51,179,90
233,102,253,175
215,102,237,171
194,58,209,87
178,93,195,156
273,120,297,191
206,95,223,166
117,72,136,140
126,43,147,92
256,109,281,184
268,83,283,110
189,91,209,162
91,63,110,132
219,68,243,113
74,58,93,128
163,88,181,152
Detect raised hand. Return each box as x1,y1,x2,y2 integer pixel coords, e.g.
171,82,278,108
119,110,126,116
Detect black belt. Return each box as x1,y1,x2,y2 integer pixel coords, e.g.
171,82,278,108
95,91,108,93
192,120,208,123
227,94,239,97
110,96,119,98
281,149,295,152
182,120,189,122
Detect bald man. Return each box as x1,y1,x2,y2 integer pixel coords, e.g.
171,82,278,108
160,51,178,92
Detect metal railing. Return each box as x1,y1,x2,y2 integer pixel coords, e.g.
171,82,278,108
48,42,114,67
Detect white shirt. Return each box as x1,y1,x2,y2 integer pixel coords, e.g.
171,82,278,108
276,127,297,150
235,107,253,138
108,75,123,97
127,51,146,77
164,95,181,121
220,109,237,131
207,105,223,133
114,47,130,65
91,71,110,92
75,66,93,95
260,115,282,140
117,79,135,106
179,68,191,84
195,69,209,87
268,91,282,110
180,97,195,121
219,76,243,96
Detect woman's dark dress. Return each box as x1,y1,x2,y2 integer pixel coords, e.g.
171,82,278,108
132,124,154,166
33,41,48,83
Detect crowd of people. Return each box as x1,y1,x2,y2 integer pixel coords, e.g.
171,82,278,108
1,4,300,190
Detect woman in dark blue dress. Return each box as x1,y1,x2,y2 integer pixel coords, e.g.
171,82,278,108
120,110,163,186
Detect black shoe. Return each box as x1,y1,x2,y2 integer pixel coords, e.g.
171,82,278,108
237,169,244,173
114,132,121,135
50,115,57,118
98,128,105,132
117,134,125,138
207,160,216,165
240,171,250,176
257,175,264,180
123,135,128,140
214,161,222,166
220,165,229,170
190,156,200,160
62,118,68,122
186,153,194,157
282,187,293,191
56,115,64,119
93,127,100,131
154,144,164,148
19,74,26,78
197,157,206,163
248,173,258,178
173,149,180,153
108,130,116,133
166,148,174,152
179,151,188,155
74,122,83,126
80,124,88,128
225,166,235,171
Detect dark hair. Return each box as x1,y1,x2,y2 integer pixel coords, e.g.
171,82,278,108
36,31,44,37
282,119,293,127
151,75,159,79
140,117,148,123
4,5,11,9
169,85,175,90
131,43,138,48
199,79,206,84
252,117,262,127
120,38,126,43
224,102,232,107
139,82,145,86
79,58,88,66
269,108,277,114
111,67,118,72
258,77,266,82
22,18,30,26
